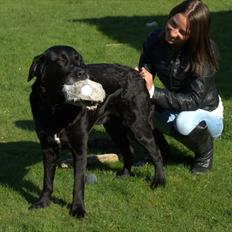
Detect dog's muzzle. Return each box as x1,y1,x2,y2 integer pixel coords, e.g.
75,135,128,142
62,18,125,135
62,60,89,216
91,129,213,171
62,79,106,110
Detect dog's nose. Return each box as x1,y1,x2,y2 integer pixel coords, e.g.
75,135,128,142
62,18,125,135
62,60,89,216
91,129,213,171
77,70,85,78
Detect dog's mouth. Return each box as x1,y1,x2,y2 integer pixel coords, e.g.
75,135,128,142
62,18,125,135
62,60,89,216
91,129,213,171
62,79,106,110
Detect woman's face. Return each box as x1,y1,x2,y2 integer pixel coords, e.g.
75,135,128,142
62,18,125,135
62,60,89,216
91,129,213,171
165,13,190,48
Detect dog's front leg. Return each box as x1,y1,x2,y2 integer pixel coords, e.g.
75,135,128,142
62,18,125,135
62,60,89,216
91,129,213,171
67,120,88,218
30,134,59,209
70,149,87,218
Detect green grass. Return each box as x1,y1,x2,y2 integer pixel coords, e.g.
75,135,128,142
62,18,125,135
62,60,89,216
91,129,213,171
0,0,232,231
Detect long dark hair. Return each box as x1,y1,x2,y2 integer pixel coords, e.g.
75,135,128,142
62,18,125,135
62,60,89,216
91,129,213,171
169,0,219,76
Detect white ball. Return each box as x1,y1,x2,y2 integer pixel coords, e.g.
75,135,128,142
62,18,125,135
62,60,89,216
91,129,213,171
81,84,93,96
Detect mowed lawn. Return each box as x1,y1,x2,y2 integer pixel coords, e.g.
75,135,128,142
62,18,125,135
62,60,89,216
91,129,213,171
0,0,232,231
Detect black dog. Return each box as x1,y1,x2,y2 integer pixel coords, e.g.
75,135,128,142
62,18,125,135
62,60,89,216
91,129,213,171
28,45,165,218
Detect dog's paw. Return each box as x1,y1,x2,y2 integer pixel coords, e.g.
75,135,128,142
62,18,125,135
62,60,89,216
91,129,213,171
69,204,86,219
29,198,51,210
150,176,166,189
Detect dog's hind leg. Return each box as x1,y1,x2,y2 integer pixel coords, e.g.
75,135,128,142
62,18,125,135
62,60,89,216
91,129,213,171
129,118,165,188
121,80,165,188
29,133,59,209
130,126,165,188
122,98,165,188
104,117,134,177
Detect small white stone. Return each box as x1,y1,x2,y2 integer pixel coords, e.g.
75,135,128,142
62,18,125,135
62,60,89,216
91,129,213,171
81,85,93,96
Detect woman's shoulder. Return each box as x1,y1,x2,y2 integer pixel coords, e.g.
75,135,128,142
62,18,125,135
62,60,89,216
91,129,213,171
143,27,165,51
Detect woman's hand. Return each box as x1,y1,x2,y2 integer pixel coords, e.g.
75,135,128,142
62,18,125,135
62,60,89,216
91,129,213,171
139,67,154,91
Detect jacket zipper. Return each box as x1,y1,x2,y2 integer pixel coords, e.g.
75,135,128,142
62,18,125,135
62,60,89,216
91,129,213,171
170,51,180,89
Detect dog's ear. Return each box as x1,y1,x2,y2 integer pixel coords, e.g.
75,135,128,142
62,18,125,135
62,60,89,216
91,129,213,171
28,54,44,82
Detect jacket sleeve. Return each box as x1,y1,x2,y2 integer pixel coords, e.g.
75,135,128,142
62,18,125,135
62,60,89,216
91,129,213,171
138,51,152,73
151,74,214,111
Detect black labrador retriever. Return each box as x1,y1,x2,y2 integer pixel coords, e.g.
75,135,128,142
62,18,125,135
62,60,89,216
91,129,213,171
28,45,165,218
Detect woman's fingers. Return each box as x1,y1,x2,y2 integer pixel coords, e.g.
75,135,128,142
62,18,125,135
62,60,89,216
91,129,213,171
138,67,154,91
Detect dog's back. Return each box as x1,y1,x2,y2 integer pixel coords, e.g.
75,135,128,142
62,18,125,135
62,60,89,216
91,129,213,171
86,63,144,94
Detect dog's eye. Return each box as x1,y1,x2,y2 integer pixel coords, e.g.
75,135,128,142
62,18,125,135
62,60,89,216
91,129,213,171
75,56,81,64
55,58,66,67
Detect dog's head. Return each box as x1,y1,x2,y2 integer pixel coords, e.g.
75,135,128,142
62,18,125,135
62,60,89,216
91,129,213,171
28,46,105,108
28,45,86,88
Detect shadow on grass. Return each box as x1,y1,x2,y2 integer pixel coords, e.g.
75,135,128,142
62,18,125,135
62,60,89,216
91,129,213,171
76,134,193,178
68,15,166,53
0,141,68,207
0,141,41,203
0,125,193,213
69,11,232,100
14,120,34,131
14,120,193,173
164,144,193,167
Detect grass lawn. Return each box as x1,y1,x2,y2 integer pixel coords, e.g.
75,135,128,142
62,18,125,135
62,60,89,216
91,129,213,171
0,0,232,231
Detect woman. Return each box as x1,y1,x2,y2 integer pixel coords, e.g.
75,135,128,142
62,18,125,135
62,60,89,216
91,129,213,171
139,0,223,174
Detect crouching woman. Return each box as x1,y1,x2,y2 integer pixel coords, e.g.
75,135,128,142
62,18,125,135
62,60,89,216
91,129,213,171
139,0,224,173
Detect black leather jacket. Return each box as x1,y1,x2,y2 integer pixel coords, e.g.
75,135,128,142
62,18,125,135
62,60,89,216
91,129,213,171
139,28,219,112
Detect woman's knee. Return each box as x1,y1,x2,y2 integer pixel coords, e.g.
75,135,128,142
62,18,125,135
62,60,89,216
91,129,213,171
174,111,197,135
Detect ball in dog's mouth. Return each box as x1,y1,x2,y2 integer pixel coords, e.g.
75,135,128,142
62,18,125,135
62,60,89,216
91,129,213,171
81,84,93,96
62,79,106,110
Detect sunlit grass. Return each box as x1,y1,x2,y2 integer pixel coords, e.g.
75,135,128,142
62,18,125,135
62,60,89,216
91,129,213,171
0,0,232,231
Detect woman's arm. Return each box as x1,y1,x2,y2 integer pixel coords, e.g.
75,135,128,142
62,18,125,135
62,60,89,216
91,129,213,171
151,75,214,111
